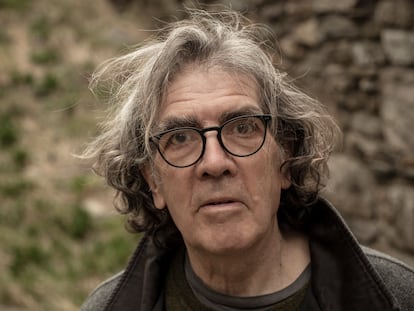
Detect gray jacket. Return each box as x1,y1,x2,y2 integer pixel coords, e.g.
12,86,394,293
81,199,414,310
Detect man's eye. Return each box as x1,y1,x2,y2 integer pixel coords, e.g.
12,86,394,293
236,123,254,134
170,132,189,144
232,120,258,135
163,130,199,148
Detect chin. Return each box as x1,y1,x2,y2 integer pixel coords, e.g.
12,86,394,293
198,231,258,256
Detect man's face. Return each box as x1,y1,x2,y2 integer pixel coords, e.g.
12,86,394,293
143,66,291,256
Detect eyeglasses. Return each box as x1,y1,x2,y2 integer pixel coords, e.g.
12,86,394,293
150,114,272,168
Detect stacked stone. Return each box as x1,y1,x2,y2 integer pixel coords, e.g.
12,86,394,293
250,0,414,261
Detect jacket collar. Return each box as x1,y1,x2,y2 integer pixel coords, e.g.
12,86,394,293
103,235,170,310
305,198,399,311
104,198,400,310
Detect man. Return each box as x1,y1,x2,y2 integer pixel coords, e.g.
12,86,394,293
81,9,414,311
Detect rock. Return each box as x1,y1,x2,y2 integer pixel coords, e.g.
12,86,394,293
387,185,414,252
295,49,328,75
280,37,306,60
380,68,414,154
359,22,381,39
381,67,414,84
260,3,285,20
349,112,382,138
324,64,354,92
374,0,414,28
349,66,378,78
352,41,385,67
292,18,322,47
348,218,379,244
346,132,381,160
397,157,414,181
324,40,353,64
370,150,398,180
337,92,365,111
285,1,312,16
311,0,358,13
358,78,377,94
324,154,376,218
214,0,251,12
319,15,358,39
381,30,414,65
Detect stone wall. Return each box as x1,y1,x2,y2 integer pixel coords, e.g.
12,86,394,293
111,0,414,264
251,0,414,264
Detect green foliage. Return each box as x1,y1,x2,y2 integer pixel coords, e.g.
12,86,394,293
30,16,51,41
31,48,60,65
68,203,92,239
0,115,18,147
0,179,34,197
12,148,29,169
0,129,17,147
0,30,11,44
0,1,147,309
34,72,59,97
82,234,136,274
0,190,138,310
0,0,31,11
10,243,49,277
0,199,25,226
70,175,89,195
10,70,34,86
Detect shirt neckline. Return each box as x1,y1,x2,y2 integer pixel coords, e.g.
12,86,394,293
184,253,311,310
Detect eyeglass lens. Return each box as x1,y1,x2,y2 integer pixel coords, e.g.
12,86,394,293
156,115,269,167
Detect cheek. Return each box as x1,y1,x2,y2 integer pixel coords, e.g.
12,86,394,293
264,140,290,188
150,160,178,210
260,142,283,179
249,143,286,204
156,166,195,210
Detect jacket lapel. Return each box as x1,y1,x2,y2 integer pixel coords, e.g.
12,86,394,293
308,199,400,311
104,235,169,311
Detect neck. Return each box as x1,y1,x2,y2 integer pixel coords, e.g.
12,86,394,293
186,228,310,297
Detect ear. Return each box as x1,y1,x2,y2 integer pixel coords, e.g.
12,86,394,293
141,164,166,210
279,145,292,190
281,172,292,190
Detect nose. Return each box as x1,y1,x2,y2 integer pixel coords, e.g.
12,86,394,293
195,131,236,178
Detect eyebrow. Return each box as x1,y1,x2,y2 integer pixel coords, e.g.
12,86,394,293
156,106,264,133
218,107,263,124
156,116,200,133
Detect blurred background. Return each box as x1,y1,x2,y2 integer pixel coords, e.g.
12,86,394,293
0,0,413,310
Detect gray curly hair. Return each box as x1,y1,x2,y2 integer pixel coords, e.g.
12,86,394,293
83,9,341,243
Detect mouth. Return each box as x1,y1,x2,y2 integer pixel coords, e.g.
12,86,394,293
198,198,243,221
199,198,239,209
206,199,234,205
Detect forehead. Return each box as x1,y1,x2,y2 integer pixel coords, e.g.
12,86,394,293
157,66,261,126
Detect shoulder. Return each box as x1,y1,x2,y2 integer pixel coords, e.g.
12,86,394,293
80,271,123,311
363,246,414,311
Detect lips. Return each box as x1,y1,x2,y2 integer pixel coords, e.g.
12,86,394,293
203,200,235,206
199,197,240,209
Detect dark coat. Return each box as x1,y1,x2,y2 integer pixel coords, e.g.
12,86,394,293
81,199,414,311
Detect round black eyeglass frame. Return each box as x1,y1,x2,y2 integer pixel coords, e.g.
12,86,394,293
150,114,272,168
